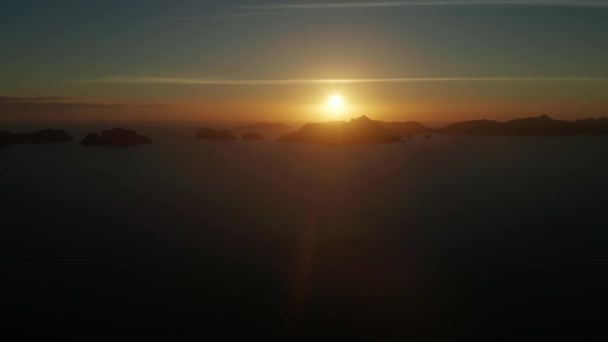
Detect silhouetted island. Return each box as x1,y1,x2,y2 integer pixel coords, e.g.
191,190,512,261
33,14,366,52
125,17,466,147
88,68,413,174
242,132,265,141
377,121,431,135
240,122,290,131
2,129,73,144
278,115,402,145
81,128,151,146
438,115,608,136
195,128,238,141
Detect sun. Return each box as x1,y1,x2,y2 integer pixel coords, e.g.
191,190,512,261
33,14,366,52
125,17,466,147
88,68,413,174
325,94,346,119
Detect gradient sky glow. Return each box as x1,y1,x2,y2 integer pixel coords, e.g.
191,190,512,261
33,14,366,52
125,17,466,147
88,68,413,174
1,0,608,123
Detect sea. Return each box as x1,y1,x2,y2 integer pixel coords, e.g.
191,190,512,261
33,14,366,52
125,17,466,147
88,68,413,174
2,121,608,340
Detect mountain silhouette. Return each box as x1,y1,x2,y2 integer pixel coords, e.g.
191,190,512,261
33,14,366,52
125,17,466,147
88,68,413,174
278,115,402,145
438,115,608,136
81,128,152,146
437,119,502,135
196,128,238,141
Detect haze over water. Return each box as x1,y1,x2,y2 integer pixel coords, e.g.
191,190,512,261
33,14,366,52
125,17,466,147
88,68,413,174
3,126,608,339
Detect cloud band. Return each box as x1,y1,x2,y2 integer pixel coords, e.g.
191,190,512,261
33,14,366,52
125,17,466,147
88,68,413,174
80,76,608,86
238,0,608,10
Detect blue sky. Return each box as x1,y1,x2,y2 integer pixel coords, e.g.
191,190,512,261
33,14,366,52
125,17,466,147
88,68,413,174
1,0,608,122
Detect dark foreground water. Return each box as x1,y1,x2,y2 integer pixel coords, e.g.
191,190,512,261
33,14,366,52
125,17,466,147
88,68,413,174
2,123,608,340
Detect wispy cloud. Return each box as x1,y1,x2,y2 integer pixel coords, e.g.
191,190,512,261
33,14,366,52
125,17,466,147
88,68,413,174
80,76,608,86
239,0,608,11
169,12,268,22
164,0,608,22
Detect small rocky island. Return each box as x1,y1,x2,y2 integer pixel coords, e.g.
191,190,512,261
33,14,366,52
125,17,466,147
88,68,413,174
278,115,402,145
81,128,152,146
242,133,265,141
0,129,73,144
195,128,238,141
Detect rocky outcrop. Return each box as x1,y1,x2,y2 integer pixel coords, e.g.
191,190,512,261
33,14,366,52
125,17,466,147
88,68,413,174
242,133,265,141
195,128,238,141
278,116,402,145
9,129,73,143
81,128,151,146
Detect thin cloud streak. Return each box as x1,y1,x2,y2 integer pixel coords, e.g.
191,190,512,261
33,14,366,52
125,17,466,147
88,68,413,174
170,12,269,21
81,76,608,86
239,0,608,10
167,1,608,22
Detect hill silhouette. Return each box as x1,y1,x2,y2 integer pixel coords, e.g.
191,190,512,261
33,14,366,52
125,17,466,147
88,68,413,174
81,128,152,146
439,115,608,136
196,128,238,141
278,115,402,145
242,132,265,141
239,122,290,131
377,120,432,134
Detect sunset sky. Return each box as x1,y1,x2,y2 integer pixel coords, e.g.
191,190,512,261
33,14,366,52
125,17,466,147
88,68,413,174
2,0,608,124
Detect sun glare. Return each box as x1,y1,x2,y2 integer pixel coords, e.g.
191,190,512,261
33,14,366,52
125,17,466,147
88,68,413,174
326,94,346,119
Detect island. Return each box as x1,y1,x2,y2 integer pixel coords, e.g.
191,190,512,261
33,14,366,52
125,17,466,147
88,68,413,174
242,133,265,141
377,121,431,135
438,115,608,136
195,128,238,141
81,128,152,146
278,115,402,145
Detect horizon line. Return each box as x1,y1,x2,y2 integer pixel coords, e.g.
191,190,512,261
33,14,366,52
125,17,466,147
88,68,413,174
80,76,608,86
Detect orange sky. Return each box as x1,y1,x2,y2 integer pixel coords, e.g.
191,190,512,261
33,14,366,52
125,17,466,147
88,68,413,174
3,2,608,124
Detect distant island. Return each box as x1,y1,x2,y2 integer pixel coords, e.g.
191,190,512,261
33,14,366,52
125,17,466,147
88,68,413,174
3,115,608,149
242,132,265,141
376,115,608,136
376,121,432,135
275,114,608,145
239,122,290,131
437,115,608,136
196,128,238,141
278,115,402,145
81,128,152,146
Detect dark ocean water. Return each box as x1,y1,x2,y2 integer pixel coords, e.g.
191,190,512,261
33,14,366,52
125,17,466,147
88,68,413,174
2,123,608,340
